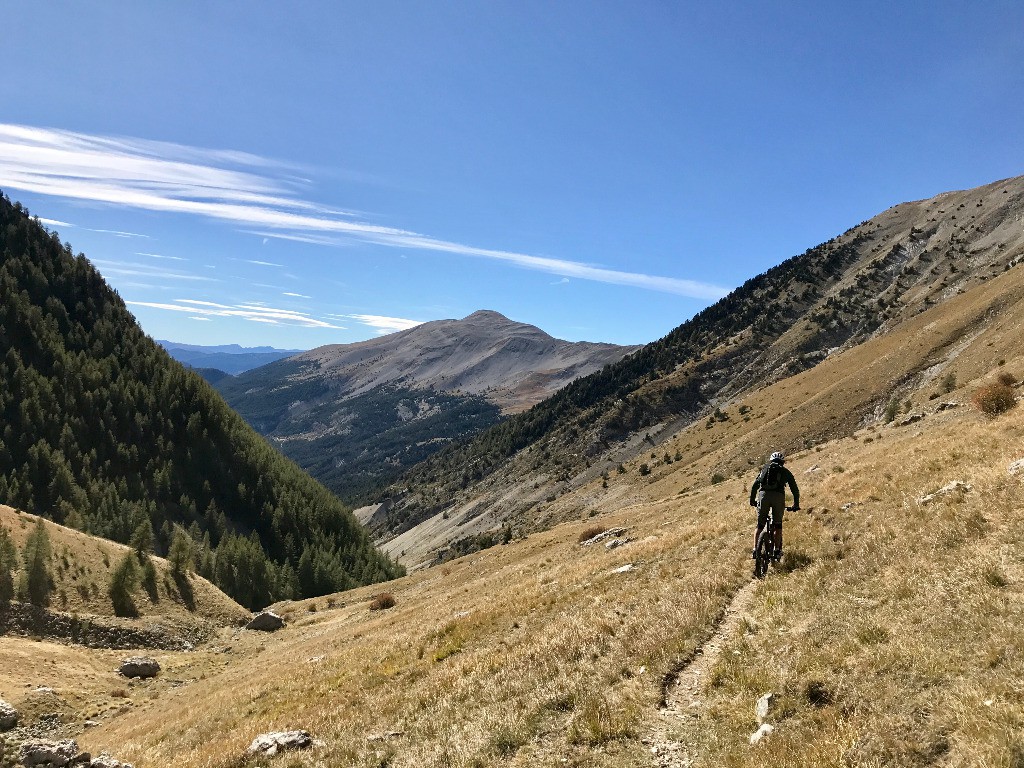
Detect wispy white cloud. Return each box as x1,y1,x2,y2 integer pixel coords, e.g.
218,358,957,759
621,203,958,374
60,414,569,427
345,314,424,334
0,123,729,300
127,298,344,329
137,251,187,261
283,292,311,298
89,227,150,238
552,277,570,285
245,259,283,267
37,216,73,227
91,259,218,282
189,316,211,321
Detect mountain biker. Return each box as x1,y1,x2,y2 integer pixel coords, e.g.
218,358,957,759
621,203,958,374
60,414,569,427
749,451,800,562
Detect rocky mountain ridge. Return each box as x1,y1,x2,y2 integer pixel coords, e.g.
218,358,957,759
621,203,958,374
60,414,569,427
372,174,1024,566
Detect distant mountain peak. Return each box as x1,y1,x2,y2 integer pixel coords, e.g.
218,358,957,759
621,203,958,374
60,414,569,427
463,309,511,322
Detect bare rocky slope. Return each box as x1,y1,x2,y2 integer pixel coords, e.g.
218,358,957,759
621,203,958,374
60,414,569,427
374,174,1024,567
217,311,637,502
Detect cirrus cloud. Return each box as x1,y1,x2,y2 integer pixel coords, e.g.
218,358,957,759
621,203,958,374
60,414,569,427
0,123,728,301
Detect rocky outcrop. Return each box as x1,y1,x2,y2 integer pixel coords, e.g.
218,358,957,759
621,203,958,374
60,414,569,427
247,730,313,757
917,481,973,505
0,602,202,650
580,527,627,546
17,741,133,768
117,657,160,679
0,697,18,731
88,755,134,768
18,739,88,768
245,611,285,632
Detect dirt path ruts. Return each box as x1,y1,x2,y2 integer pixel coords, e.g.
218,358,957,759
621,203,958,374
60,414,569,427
644,578,761,767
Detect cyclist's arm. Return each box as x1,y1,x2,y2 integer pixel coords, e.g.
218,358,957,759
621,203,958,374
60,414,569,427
786,469,800,509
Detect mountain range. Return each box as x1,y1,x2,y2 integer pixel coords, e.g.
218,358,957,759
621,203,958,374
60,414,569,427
216,311,637,503
158,341,304,376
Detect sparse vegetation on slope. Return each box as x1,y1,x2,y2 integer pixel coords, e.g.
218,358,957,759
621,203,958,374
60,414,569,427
374,176,1024,563
58,374,1024,768
0,193,402,608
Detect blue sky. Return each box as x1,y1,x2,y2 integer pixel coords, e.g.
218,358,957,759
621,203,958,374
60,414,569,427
2,1,1022,349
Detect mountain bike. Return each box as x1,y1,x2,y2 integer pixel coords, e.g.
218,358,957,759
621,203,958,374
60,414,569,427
753,506,796,579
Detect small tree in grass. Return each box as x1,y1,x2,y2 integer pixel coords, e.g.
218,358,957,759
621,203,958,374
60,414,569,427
167,525,194,575
19,518,53,607
108,552,140,617
0,527,16,603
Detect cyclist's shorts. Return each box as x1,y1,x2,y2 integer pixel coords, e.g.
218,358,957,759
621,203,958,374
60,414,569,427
757,490,786,528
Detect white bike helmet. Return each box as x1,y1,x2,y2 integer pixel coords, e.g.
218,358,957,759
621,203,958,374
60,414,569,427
770,451,784,463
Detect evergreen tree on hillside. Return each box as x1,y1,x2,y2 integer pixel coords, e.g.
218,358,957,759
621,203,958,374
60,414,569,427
108,551,140,617
19,518,52,606
0,193,403,609
0,526,16,603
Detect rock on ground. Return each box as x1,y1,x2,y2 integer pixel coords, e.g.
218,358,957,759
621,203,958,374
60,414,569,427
749,723,775,745
118,656,160,678
1009,458,1024,476
0,697,18,731
19,739,89,767
917,481,973,505
580,527,627,546
89,754,135,768
755,692,775,724
246,611,285,632
248,730,313,757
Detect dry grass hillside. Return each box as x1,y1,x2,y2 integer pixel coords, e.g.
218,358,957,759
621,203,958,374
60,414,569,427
0,506,247,627
384,260,1024,569
54,350,1022,767
375,176,1024,564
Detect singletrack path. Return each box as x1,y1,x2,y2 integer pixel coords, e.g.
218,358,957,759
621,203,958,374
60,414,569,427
644,578,761,767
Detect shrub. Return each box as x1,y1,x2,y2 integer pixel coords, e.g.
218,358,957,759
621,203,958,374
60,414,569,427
711,473,726,484
884,398,899,423
578,526,607,543
639,463,651,476
369,592,396,611
972,382,1017,416
996,371,1018,387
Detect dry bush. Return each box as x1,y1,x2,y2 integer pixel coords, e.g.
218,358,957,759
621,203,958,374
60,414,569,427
996,370,1018,387
972,382,1017,416
369,592,396,611
577,526,607,543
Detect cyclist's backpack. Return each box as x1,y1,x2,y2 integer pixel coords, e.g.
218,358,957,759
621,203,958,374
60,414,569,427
759,462,785,492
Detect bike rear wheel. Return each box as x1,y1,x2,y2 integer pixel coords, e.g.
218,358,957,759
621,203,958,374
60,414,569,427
753,528,773,579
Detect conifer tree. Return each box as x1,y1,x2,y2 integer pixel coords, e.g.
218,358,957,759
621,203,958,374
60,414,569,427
167,525,194,575
19,518,52,606
0,526,16,603
108,551,140,616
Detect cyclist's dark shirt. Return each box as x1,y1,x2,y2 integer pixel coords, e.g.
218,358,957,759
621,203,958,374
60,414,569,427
749,462,800,507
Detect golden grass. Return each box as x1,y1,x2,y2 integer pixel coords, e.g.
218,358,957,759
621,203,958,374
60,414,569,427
63,379,1024,767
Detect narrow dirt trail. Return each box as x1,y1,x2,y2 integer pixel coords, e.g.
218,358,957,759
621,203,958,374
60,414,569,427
643,578,761,767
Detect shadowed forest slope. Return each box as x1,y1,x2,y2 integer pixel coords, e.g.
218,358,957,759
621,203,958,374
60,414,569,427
0,193,402,609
